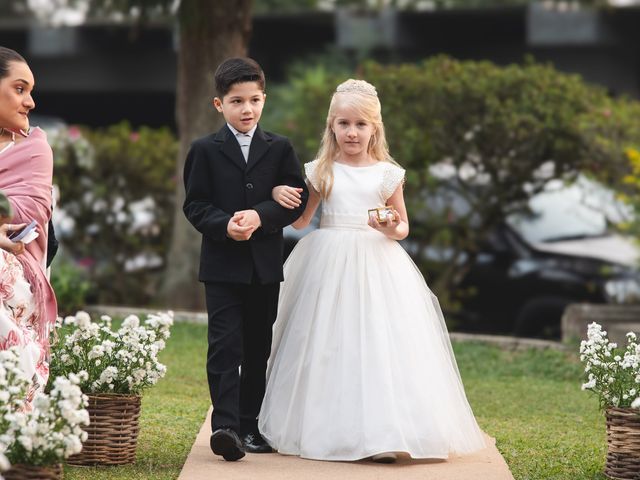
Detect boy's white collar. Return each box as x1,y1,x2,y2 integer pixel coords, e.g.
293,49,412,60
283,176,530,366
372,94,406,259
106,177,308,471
227,123,257,138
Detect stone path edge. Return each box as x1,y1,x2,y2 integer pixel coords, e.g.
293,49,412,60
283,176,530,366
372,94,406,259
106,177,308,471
85,304,569,351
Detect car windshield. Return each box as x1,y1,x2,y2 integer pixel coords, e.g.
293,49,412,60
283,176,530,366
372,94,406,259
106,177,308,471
506,177,631,244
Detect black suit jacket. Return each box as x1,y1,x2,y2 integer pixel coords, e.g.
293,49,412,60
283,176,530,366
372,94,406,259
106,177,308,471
183,124,308,284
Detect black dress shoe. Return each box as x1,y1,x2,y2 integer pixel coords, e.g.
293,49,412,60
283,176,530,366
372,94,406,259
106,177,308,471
210,428,245,461
242,431,273,453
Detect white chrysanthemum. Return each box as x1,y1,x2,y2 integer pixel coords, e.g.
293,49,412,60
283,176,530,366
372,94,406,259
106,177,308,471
122,314,140,329
102,340,116,354
75,311,92,328
88,345,105,359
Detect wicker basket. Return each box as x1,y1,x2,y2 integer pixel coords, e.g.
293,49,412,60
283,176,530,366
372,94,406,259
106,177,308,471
67,393,141,466
605,407,640,480
3,463,62,480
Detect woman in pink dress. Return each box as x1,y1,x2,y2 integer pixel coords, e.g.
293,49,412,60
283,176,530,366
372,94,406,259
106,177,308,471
0,46,57,404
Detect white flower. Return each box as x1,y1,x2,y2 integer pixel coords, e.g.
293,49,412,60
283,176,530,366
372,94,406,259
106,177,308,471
122,315,140,329
0,450,10,471
582,378,596,390
88,345,105,359
632,397,640,409
579,322,640,408
17,433,33,452
49,310,172,395
75,311,92,328
102,340,116,354
0,374,93,465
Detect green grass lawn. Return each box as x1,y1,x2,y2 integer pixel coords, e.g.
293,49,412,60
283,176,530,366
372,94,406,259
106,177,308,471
64,321,211,480
64,322,607,479
454,342,607,480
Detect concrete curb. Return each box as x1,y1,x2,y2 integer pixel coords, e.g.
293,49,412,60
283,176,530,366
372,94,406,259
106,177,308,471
449,332,569,351
85,305,569,351
85,304,208,324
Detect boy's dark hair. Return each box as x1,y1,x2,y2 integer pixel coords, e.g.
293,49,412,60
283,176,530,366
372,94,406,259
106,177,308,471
0,46,26,79
214,57,265,98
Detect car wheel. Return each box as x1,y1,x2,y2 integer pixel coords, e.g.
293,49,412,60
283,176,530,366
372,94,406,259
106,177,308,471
514,296,573,339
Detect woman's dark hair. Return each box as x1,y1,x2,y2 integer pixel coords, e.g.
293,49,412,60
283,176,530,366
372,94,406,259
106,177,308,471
0,46,26,79
214,57,265,98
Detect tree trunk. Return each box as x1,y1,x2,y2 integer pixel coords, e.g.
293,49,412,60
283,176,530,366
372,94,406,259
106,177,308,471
160,0,253,310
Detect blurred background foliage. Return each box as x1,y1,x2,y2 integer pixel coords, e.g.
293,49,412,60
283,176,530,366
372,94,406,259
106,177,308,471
46,54,640,314
252,0,617,14
1,0,620,21
262,55,640,310
50,121,178,310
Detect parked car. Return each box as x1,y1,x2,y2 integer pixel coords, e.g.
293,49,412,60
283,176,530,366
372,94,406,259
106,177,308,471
284,175,640,338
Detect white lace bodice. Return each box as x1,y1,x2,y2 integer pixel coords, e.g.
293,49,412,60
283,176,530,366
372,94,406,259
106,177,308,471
304,160,405,229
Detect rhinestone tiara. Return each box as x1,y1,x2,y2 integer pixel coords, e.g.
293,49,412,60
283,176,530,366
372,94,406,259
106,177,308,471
335,79,378,97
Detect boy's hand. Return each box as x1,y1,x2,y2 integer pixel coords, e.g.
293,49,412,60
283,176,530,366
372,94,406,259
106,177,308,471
233,210,262,230
226,210,261,241
272,185,303,209
0,223,26,255
227,217,255,241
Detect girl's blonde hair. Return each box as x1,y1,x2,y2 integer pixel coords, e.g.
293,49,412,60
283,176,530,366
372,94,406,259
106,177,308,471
314,79,398,198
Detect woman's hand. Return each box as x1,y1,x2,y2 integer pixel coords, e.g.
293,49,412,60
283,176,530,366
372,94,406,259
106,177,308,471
0,223,26,255
272,185,303,209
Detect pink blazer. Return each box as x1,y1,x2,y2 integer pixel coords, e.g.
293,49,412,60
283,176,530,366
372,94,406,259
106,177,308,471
0,127,57,342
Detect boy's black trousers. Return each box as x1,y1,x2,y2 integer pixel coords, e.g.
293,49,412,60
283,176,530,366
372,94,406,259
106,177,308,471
204,280,279,435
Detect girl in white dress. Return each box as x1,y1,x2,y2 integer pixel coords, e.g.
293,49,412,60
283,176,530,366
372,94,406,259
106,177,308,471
258,79,486,462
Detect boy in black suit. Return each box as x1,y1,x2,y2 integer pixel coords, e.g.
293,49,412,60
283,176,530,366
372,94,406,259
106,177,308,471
183,57,308,461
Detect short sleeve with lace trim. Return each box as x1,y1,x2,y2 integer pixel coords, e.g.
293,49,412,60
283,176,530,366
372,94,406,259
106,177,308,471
304,160,321,192
381,163,405,200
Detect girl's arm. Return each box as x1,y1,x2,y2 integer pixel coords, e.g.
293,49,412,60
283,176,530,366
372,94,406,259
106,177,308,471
368,183,409,240
272,184,321,230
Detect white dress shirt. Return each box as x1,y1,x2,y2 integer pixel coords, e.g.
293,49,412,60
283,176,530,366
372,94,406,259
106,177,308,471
227,124,257,163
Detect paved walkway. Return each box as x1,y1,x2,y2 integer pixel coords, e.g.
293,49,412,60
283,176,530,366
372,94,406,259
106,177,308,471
178,409,514,480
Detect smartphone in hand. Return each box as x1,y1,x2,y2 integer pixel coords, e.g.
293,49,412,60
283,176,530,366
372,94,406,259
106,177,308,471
9,219,38,244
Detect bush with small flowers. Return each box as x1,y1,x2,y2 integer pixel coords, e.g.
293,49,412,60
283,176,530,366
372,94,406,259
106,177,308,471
580,322,640,409
49,310,173,395
0,348,89,472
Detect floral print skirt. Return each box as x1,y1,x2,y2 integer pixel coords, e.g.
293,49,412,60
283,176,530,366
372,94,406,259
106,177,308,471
0,249,48,406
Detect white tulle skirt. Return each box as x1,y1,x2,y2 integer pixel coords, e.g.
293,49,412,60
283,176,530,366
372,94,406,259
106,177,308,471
258,224,486,461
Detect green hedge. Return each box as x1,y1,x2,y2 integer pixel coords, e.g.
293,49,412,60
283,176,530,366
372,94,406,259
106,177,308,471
51,121,178,308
